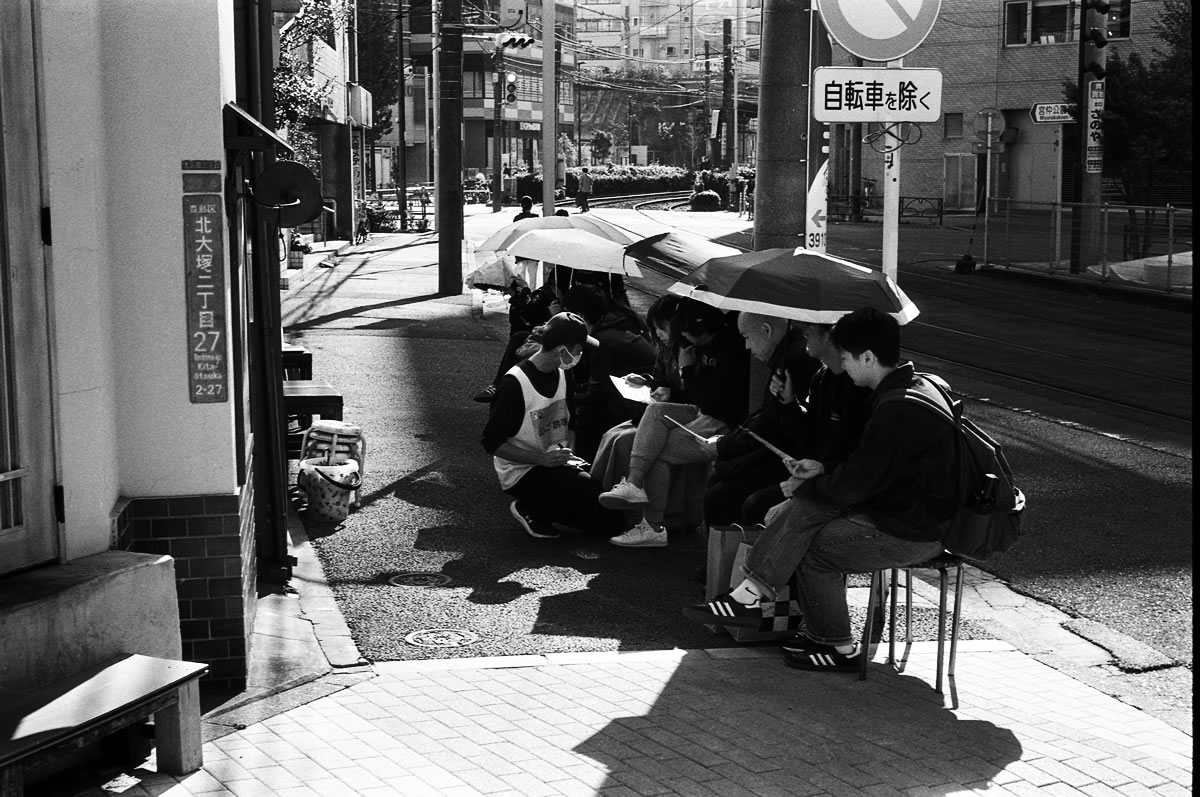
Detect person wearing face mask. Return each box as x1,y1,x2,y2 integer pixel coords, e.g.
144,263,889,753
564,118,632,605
482,312,630,539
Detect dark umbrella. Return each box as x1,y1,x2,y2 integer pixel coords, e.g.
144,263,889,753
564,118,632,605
667,247,920,325
623,231,741,277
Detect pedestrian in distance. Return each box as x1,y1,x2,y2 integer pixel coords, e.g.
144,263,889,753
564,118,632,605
576,167,594,213
482,312,629,539
513,195,539,223
684,307,956,673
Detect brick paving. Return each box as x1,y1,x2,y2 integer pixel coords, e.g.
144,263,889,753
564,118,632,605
69,641,1190,796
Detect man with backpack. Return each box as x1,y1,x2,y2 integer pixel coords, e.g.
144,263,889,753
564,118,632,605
683,307,958,672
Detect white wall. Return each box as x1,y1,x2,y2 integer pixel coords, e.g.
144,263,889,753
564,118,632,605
40,0,240,558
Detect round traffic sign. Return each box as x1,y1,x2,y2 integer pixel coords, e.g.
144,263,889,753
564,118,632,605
973,107,1004,139
817,0,941,62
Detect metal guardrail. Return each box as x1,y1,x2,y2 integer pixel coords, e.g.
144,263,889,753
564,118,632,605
828,194,943,224
989,199,1192,294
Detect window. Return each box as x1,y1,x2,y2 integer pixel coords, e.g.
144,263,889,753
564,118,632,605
746,19,761,35
666,46,675,55
944,112,963,139
1005,0,1129,46
746,48,760,62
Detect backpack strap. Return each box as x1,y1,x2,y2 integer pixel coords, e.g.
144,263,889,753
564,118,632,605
876,373,959,429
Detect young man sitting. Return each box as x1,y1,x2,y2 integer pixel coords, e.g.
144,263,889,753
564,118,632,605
482,312,627,539
684,307,957,672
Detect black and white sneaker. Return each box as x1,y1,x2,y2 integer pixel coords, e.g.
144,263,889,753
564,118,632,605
681,592,763,628
510,501,560,539
783,642,862,672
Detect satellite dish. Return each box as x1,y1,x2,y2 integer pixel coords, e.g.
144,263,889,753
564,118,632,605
252,161,323,227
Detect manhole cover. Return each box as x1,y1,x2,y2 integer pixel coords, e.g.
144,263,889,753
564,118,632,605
404,628,479,648
388,572,452,587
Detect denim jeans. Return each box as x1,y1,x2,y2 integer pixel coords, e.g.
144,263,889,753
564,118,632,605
742,492,942,646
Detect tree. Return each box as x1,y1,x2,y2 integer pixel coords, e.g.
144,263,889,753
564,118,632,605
591,130,613,163
355,0,404,142
274,0,354,129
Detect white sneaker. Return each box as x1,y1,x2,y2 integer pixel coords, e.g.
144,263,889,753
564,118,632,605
598,477,649,509
611,519,667,548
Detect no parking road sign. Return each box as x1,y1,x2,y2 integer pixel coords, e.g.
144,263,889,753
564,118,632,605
817,0,942,62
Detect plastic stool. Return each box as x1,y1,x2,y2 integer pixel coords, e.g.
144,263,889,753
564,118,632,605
860,552,966,695
300,420,366,473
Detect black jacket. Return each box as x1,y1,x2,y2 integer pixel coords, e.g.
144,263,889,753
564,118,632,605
715,326,820,465
681,322,751,428
812,363,958,542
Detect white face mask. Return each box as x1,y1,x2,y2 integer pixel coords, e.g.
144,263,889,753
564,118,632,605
558,347,582,370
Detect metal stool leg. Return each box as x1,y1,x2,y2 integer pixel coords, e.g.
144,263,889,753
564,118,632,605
935,563,949,694
860,569,887,681
887,568,899,665
948,561,965,682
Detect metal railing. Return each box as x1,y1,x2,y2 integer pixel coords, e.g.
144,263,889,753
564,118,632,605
988,199,1192,294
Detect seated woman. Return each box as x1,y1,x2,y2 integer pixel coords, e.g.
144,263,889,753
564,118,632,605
589,294,686,526
560,284,656,462
598,299,750,548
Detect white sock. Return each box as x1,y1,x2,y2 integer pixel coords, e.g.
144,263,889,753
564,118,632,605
835,643,857,655
729,580,763,605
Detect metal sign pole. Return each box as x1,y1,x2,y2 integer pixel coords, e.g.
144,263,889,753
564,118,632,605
983,113,993,267
881,58,902,282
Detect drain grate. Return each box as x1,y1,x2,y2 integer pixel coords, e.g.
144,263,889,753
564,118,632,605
388,572,452,587
404,628,479,648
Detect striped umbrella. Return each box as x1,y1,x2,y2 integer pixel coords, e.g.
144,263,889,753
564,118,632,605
667,247,920,325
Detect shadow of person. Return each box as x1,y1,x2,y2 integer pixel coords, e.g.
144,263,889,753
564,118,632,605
573,650,1023,793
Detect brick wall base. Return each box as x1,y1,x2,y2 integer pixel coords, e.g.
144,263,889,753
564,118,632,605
116,467,257,691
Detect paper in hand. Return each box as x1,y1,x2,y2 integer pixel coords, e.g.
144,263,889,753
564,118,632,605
664,414,720,445
746,429,790,460
611,375,652,404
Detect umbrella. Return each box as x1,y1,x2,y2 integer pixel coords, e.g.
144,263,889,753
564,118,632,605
505,228,642,277
623,231,741,277
667,246,920,325
463,253,526,291
473,215,641,254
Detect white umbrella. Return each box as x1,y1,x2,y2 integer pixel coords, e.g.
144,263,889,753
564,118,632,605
505,228,643,277
473,215,641,255
463,254,527,291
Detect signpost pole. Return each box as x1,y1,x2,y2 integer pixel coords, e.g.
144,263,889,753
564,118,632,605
881,58,902,282
982,112,993,267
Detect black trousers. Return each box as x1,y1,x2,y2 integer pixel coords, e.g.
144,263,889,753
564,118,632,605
506,465,627,534
704,458,788,527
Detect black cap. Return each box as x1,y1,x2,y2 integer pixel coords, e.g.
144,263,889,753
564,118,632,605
540,312,599,350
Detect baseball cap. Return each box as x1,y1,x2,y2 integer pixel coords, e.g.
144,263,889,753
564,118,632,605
540,312,599,350
681,298,727,337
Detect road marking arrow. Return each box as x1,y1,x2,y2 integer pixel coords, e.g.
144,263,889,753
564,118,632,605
811,209,826,228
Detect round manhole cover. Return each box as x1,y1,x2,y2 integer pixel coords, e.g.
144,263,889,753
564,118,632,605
388,572,452,587
404,628,479,648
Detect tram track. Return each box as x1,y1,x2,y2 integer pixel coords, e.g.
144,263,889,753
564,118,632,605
577,192,1192,431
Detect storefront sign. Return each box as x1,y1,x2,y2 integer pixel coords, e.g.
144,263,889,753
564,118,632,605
182,182,228,403
1085,80,1104,174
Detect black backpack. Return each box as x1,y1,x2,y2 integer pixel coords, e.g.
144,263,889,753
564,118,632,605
879,376,1025,561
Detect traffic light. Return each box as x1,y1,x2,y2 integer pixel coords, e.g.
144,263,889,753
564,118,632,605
1080,0,1109,78
495,31,535,49
504,72,518,104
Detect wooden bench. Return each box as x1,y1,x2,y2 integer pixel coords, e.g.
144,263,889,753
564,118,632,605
281,343,313,381
283,379,343,458
0,654,208,795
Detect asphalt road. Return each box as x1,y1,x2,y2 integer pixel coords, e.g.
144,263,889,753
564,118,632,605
281,207,1191,689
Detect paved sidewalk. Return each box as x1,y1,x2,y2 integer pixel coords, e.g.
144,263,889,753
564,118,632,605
57,213,1190,796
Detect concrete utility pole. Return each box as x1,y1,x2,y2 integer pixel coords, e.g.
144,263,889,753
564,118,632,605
722,19,733,169
397,9,408,230
704,40,713,165
541,22,556,214
437,0,464,294
754,0,828,250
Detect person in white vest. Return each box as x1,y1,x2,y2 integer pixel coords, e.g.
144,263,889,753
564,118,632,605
482,312,629,539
